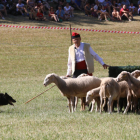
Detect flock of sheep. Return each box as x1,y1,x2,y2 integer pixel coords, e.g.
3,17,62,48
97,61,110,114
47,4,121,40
43,70,140,114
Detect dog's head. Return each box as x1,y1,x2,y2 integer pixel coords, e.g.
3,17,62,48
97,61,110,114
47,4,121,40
4,93,16,106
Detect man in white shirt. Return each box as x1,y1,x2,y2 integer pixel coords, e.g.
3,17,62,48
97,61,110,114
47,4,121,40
66,32,109,78
16,0,28,16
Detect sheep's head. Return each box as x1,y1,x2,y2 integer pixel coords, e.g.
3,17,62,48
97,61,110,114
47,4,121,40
43,73,55,87
85,91,94,105
131,70,140,78
116,71,129,82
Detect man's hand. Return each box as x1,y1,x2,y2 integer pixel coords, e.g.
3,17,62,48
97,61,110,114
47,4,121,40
103,64,110,69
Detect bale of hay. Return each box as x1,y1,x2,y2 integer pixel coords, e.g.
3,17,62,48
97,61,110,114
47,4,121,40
109,66,140,77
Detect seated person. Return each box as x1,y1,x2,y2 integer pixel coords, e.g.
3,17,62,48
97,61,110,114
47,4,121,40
72,0,81,10
138,4,140,15
112,7,121,21
92,1,100,17
84,2,92,16
121,0,130,9
0,11,4,19
16,0,29,16
120,4,133,21
36,8,46,20
42,0,50,10
138,0,140,7
129,3,137,15
64,2,74,17
27,0,36,19
56,5,70,21
49,7,59,22
0,3,7,18
35,0,45,14
99,5,112,21
103,0,112,15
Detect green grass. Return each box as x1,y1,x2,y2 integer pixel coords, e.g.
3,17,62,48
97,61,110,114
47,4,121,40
0,12,140,139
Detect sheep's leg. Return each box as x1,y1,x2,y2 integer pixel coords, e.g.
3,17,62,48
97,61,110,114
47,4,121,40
71,97,75,113
100,96,103,114
97,98,100,112
80,97,85,111
74,97,78,111
90,99,95,112
108,96,113,114
124,95,131,114
67,97,71,113
117,98,120,113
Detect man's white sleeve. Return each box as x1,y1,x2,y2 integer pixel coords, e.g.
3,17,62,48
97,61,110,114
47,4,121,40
89,47,105,65
66,49,72,76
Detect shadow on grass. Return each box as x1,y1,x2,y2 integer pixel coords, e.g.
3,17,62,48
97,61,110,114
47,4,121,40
0,10,113,27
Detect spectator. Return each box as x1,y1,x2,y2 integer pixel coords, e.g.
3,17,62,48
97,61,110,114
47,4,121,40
84,2,92,16
115,0,121,11
99,5,112,21
0,2,7,19
97,0,105,5
120,4,133,21
49,7,59,22
42,0,50,11
103,0,112,15
16,0,29,16
138,4,140,15
70,0,81,10
121,0,130,9
92,1,100,17
36,8,46,20
27,0,36,19
64,2,74,17
112,7,121,21
129,3,137,15
138,0,140,6
35,0,45,14
56,5,66,21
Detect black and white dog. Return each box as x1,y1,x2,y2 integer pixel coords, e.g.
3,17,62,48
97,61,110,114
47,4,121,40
0,93,16,106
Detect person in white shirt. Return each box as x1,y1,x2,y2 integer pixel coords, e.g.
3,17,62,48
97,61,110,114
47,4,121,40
16,0,28,16
99,5,112,21
129,3,137,14
66,32,109,78
64,2,74,17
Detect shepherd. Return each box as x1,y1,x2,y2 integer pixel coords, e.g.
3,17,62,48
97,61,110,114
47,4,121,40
66,32,109,78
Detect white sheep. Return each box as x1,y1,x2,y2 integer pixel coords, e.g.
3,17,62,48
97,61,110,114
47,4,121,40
86,87,100,112
131,70,140,78
43,73,101,113
98,77,121,114
116,71,140,112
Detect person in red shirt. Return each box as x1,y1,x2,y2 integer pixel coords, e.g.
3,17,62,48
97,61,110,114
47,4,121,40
36,8,46,21
120,4,133,21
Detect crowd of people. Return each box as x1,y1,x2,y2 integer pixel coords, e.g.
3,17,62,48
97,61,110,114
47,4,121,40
0,0,140,21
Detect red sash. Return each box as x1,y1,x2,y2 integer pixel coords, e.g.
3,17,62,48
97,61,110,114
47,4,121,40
75,60,92,76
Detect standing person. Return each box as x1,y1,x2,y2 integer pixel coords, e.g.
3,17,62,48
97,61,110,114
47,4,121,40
66,32,109,78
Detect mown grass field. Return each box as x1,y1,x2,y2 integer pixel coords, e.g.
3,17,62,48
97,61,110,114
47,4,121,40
0,11,140,139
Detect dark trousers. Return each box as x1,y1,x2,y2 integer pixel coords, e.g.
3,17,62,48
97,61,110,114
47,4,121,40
73,69,88,78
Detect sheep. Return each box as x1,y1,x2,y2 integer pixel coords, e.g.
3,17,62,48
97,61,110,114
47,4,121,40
43,73,101,113
99,77,121,114
131,70,140,78
86,80,132,114
86,87,100,112
116,71,140,112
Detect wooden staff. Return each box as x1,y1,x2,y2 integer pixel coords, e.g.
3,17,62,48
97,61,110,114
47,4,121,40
70,24,72,45
24,85,56,104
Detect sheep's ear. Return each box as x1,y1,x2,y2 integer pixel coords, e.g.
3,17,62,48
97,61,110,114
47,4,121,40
5,93,8,96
